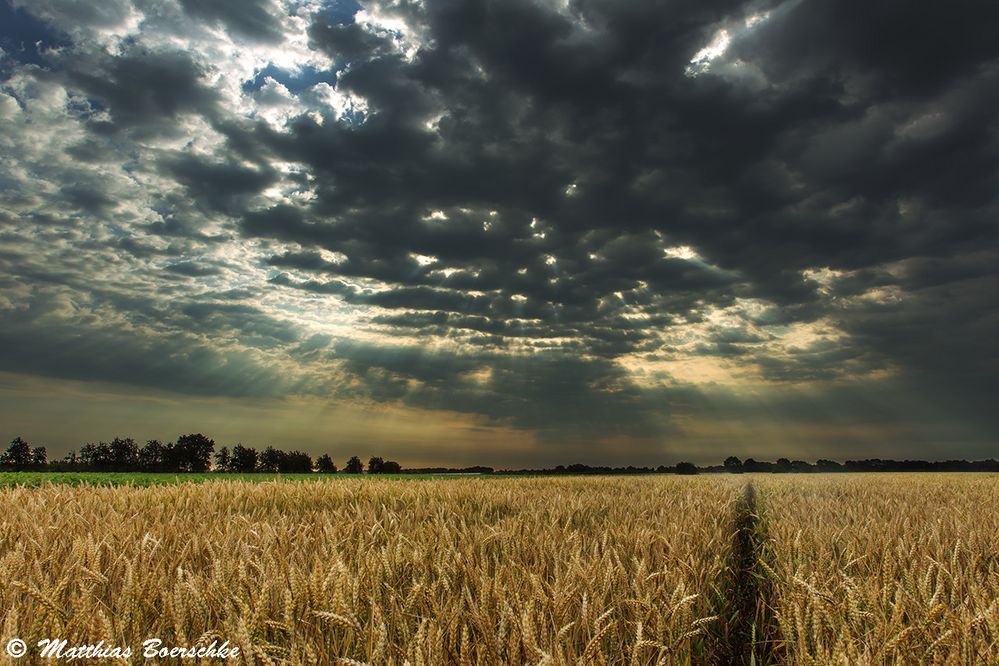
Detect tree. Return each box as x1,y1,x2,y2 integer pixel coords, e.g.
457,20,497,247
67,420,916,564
282,451,313,473
368,456,385,474
315,454,337,474
723,456,744,474
1,437,33,469
215,447,231,473
231,445,258,473
774,458,792,473
675,462,699,475
382,460,402,474
743,458,773,473
62,450,80,469
173,434,215,472
139,440,167,472
258,446,285,473
345,456,363,474
108,437,139,471
80,441,112,470
31,446,48,468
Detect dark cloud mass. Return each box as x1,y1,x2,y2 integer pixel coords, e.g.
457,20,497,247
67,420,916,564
0,0,996,463
177,0,285,43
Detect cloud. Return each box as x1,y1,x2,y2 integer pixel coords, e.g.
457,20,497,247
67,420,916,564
0,287,302,398
176,0,285,43
66,48,221,132
0,0,997,460
162,153,277,214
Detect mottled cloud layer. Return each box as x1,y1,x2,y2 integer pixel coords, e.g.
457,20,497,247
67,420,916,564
1,0,997,463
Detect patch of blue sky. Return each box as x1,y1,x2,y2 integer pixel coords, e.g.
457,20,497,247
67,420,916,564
319,0,361,26
0,1,70,70
242,63,338,94
340,106,366,126
66,94,107,117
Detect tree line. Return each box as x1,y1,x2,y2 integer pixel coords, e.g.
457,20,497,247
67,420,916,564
0,436,402,474
719,456,999,473
3,436,997,474
494,456,999,474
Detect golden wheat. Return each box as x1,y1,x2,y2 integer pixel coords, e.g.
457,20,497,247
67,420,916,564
0,476,737,665
757,473,999,665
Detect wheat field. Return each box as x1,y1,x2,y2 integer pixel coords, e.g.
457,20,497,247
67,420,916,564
758,474,999,665
0,477,738,665
2,474,997,665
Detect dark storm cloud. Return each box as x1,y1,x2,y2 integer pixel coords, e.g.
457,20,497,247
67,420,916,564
329,339,671,443
0,293,297,398
176,0,285,43
245,0,995,340
58,182,117,215
66,48,220,132
9,0,134,35
839,270,999,394
164,261,223,277
177,301,303,346
162,154,278,215
1,0,997,456
728,0,999,100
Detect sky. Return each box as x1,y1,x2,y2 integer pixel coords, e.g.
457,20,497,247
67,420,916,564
0,0,997,467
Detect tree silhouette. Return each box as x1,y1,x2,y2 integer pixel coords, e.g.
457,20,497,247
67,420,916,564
382,460,402,473
1,437,33,469
368,456,385,474
258,446,284,473
231,444,258,473
315,454,337,473
31,446,47,467
743,458,769,473
108,437,139,471
139,440,166,472
724,456,744,474
345,456,363,474
214,447,231,472
80,441,111,469
675,462,699,475
282,451,313,473
173,434,215,472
